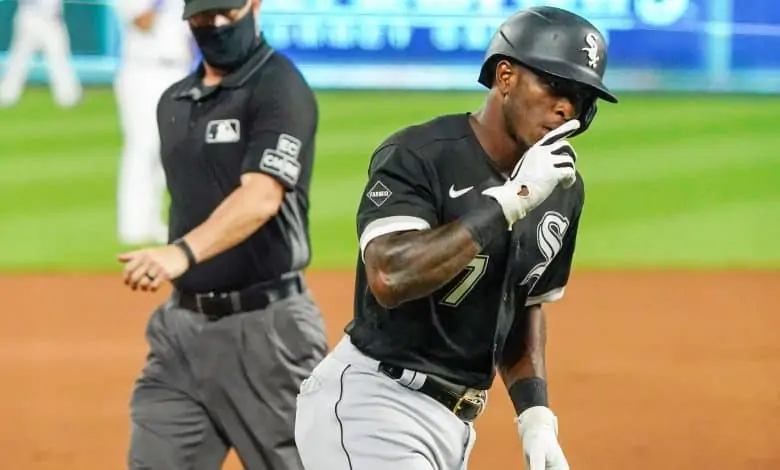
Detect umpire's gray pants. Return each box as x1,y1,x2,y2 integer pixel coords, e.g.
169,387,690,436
128,291,328,470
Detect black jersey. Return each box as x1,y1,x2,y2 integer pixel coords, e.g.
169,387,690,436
346,113,584,389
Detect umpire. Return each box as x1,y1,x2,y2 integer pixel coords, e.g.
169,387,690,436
116,0,328,468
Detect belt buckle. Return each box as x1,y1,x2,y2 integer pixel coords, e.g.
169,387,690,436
451,390,487,422
194,292,216,314
194,291,241,318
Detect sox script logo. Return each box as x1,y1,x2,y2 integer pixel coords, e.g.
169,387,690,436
581,33,600,69
438,211,569,308
520,211,570,289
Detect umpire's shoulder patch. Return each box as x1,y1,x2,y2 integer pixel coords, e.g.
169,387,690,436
275,134,301,159
259,134,303,187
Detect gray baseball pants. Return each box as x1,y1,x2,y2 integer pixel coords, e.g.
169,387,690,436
294,335,477,470
128,290,328,470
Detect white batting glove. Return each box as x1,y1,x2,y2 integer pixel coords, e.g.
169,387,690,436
482,120,580,227
516,406,570,470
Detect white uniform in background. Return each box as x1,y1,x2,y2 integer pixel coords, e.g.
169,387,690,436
0,0,82,108
114,0,193,245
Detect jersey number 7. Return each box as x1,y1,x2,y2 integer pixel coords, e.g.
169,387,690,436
439,255,490,307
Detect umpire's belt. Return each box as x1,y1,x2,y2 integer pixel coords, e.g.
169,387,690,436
378,363,487,423
174,274,305,319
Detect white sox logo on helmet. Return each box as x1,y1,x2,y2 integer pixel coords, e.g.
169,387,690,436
581,33,600,69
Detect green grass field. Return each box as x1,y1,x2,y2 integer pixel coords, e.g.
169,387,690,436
1,87,778,272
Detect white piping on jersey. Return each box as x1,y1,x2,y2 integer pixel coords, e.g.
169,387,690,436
525,287,565,306
359,216,431,262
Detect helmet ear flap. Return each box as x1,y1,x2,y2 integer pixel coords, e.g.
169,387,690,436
478,60,492,89
572,99,598,137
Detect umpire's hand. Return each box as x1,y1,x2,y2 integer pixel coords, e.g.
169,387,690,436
117,244,189,292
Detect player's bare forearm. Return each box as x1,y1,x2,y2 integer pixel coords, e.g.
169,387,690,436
499,305,548,413
183,173,283,264
364,221,481,309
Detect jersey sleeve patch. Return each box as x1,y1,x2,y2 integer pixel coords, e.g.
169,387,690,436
258,133,302,188
359,215,431,261
366,180,393,207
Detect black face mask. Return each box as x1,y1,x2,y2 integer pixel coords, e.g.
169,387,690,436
191,10,257,71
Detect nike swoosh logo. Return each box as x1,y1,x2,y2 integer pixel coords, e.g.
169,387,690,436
449,185,474,198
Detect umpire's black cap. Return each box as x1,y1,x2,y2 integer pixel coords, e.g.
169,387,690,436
183,0,247,19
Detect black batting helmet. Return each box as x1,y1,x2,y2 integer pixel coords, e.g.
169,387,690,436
478,6,618,136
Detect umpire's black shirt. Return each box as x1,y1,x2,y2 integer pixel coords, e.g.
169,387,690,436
157,36,317,293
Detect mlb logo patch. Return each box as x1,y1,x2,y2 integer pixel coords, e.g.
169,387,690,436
205,119,241,144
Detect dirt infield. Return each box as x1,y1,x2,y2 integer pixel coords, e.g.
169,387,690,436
1,270,778,469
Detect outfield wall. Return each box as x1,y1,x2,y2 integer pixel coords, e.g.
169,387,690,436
1,0,780,93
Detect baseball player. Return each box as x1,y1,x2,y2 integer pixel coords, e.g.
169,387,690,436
0,0,82,108
114,0,193,245
295,6,618,470
117,0,328,468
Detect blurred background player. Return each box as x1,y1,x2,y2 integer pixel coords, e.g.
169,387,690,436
114,0,194,245
0,0,82,108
